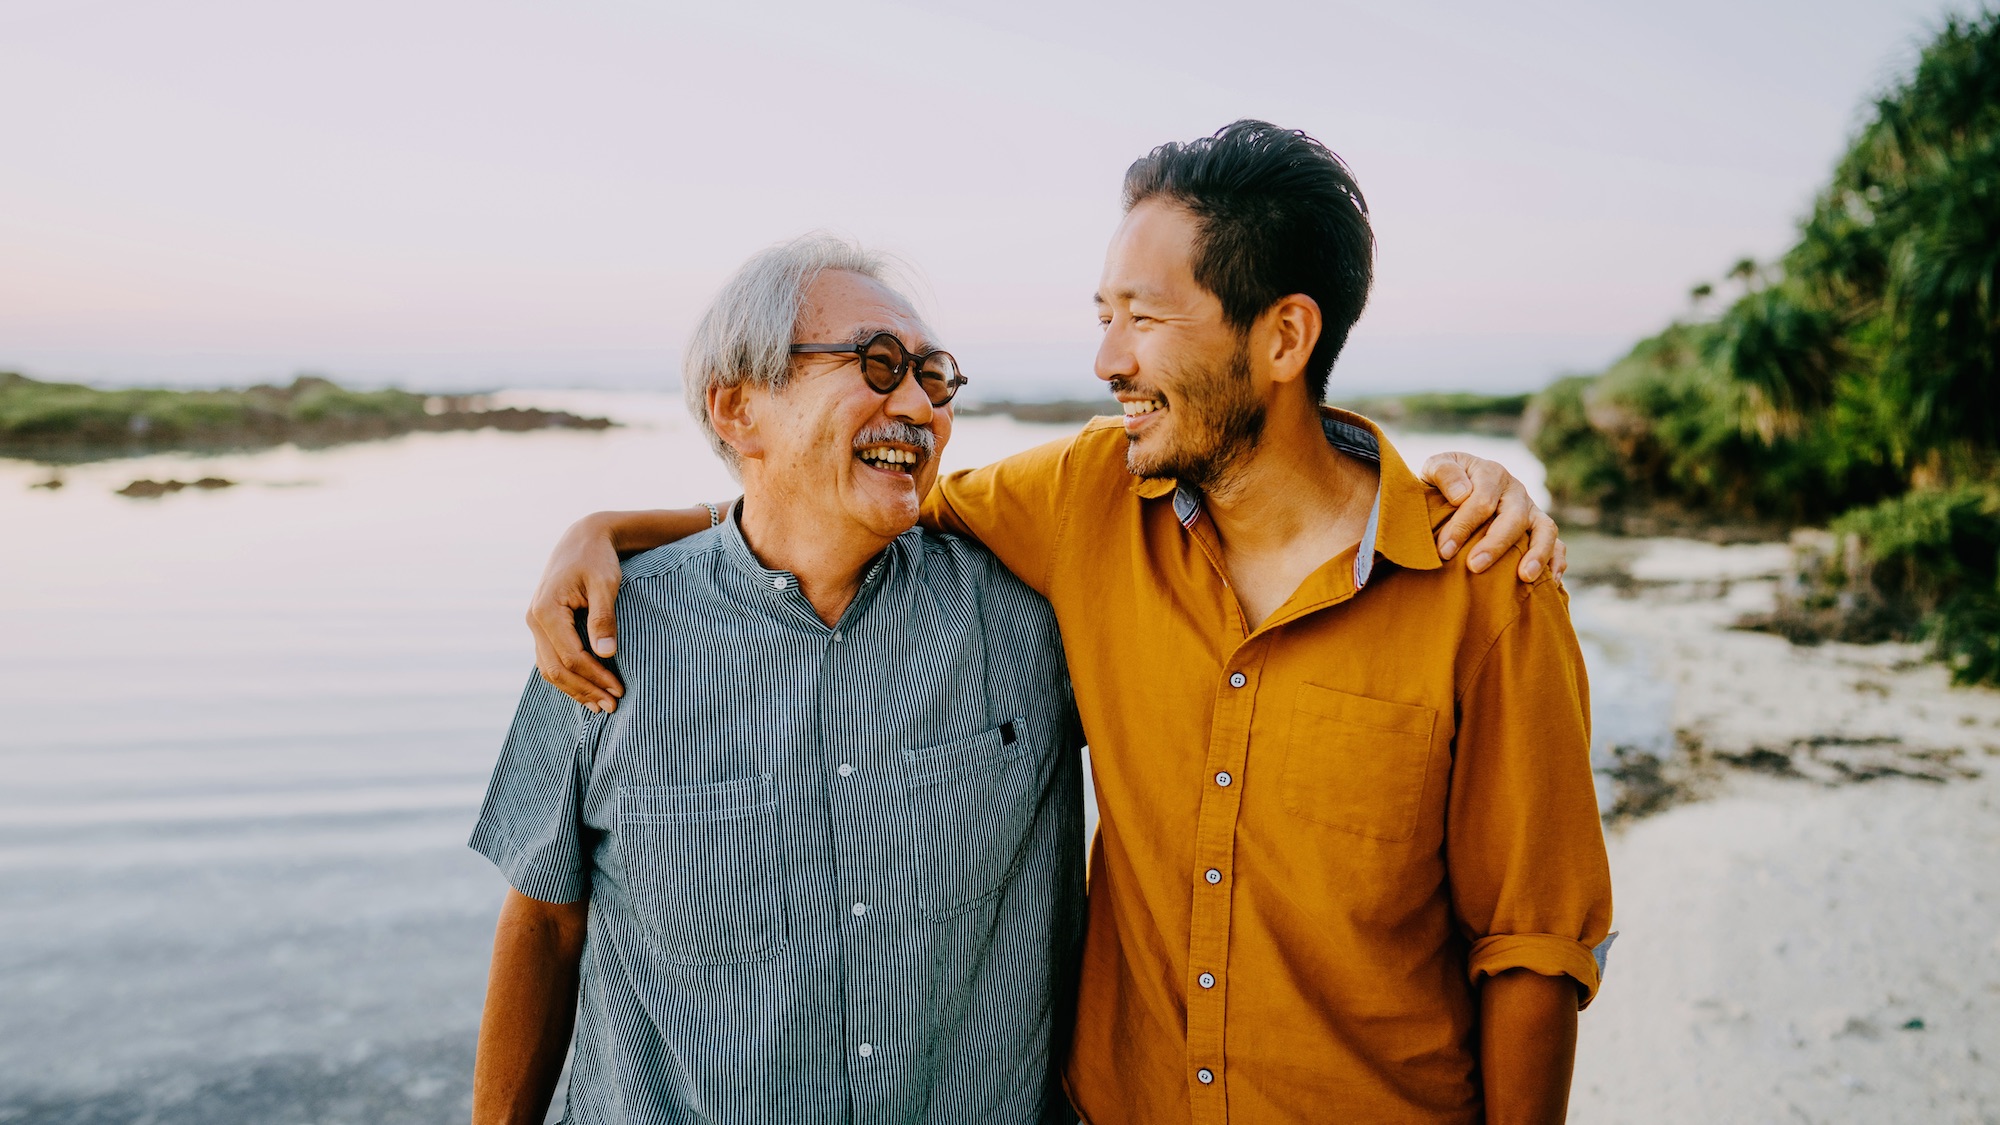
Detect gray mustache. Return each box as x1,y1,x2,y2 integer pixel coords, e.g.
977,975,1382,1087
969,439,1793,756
853,421,937,458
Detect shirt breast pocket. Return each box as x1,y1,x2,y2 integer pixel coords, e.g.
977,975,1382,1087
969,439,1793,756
617,776,789,965
1280,684,1438,843
901,718,1041,921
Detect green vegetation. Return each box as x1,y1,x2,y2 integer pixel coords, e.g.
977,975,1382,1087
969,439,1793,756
1835,488,2000,684
1524,12,2000,683
1331,391,1530,435
0,372,610,463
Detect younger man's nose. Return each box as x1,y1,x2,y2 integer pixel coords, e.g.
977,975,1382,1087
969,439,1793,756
1094,325,1136,385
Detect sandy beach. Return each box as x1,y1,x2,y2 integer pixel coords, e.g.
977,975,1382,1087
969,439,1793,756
1564,536,2000,1124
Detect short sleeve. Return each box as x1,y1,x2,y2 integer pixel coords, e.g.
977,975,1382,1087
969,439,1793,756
468,670,604,904
1447,581,1614,1007
921,426,1091,598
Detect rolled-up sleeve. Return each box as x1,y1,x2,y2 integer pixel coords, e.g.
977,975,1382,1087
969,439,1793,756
468,670,604,905
1448,579,1614,1007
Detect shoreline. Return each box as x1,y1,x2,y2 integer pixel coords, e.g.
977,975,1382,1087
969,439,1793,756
1566,533,2000,1121
0,373,612,465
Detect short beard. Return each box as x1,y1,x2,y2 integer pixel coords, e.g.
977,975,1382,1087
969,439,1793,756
1119,336,1265,491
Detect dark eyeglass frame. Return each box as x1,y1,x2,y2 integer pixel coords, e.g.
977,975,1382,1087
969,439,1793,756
788,332,968,406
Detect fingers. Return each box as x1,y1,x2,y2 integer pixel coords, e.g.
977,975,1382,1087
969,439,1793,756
529,599,623,710
1420,453,1475,506
533,621,616,712
1465,477,1537,574
1515,508,1559,582
1431,454,1502,563
1552,538,1569,584
584,572,622,662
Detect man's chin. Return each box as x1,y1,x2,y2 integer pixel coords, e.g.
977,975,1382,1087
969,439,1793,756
1122,433,1178,482
849,481,922,537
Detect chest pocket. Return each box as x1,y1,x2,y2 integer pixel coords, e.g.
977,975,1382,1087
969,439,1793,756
901,718,1042,921
617,776,789,965
1280,684,1438,843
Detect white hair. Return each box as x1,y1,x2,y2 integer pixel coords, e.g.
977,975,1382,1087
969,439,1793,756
682,234,898,468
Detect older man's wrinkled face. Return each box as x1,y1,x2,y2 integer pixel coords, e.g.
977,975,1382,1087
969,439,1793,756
758,270,951,541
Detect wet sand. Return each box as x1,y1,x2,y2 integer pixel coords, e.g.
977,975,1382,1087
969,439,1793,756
1565,537,2000,1124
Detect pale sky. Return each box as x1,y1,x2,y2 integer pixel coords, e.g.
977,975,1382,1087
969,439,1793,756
0,0,1970,398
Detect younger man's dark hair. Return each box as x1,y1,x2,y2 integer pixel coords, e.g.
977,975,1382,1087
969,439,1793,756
1122,120,1373,403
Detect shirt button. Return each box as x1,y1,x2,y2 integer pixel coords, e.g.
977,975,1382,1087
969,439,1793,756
1197,1067,1215,1085
857,1042,874,1059
832,630,843,642
837,763,854,778
1199,971,1216,988
1204,868,1222,885
851,902,868,917
771,575,789,590
1228,672,1246,688
1215,771,1232,787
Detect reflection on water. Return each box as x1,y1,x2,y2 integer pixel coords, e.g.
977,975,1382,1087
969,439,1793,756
0,397,1656,1121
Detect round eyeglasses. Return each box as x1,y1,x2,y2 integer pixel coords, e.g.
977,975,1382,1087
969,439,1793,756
788,332,968,406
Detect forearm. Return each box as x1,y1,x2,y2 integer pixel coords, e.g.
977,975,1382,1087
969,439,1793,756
585,506,720,556
472,891,587,1125
1479,968,1579,1125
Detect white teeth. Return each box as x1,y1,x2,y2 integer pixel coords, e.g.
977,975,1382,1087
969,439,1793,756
857,445,918,468
1122,400,1162,417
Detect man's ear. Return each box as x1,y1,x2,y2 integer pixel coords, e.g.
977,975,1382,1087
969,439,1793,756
708,383,766,462
1259,294,1323,388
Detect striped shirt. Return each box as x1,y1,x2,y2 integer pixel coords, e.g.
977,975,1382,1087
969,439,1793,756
470,511,1086,1125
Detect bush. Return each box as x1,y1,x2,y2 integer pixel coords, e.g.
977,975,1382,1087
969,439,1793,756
1834,487,2000,685
1524,12,1999,537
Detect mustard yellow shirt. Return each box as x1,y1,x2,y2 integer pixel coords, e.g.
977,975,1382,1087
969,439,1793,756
923,411,1612,1124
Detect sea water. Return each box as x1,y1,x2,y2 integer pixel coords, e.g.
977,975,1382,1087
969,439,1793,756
0,394,1647,1122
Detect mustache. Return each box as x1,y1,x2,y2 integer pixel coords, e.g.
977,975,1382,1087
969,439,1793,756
852,420,937,458
1108,378,1160,401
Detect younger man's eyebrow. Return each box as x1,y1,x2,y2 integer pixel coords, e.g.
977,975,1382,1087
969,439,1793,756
1096,286,1155,306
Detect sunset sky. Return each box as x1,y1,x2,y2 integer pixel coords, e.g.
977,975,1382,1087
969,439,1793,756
0,0,1972,397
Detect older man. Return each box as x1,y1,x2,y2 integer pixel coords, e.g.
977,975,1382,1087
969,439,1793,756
469,238,1085,1124
527,121,1609,1125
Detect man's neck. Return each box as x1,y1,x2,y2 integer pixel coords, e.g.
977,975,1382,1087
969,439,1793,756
736,489,892,627
1200,403,1379,627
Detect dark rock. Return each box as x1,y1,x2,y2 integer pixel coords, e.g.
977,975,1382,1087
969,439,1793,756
116,479,183,498
113,478,234,498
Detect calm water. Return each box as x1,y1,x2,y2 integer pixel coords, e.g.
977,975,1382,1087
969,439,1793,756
0,394,1642,1123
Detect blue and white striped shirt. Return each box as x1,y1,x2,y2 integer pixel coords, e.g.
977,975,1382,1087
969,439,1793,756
471,511,1086,1125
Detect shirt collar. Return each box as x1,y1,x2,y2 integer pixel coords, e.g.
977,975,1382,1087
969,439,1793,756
717,501,899,606
1137,407,1442,586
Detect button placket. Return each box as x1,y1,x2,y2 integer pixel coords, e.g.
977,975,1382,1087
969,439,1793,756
1185,645,1262,1112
